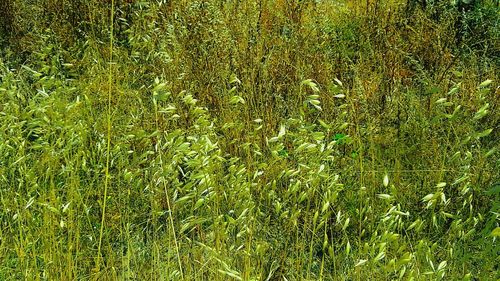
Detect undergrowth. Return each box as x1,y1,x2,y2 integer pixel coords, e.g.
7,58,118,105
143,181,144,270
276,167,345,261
0,0,498,280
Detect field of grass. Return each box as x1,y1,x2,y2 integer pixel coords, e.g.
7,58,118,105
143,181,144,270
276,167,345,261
0,0,498,280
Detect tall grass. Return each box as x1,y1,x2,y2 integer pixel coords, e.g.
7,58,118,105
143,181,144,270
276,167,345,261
0,0,498,280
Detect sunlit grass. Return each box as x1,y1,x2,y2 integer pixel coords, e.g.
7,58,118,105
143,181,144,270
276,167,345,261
0,0,498,280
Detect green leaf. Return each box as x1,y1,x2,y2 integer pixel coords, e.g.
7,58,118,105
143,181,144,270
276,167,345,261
478,79,493,88
342,218,350,231
435,97,447,104
278,124,286,138
218,269,242,280
485,183,500,196
473,103,489,120
383,174,389,187
278,148,288,157
491,227,500,237
447,85,460,95
229,73,241,84
321,201,330,213
475,128,492,139
485,147,497,158
377,194,392,200
152,82,167,93
355,259,368,267
194,198,205,210
153,91,171,102
422,193,434,202
436,182,446,188
229,95,245,105
333,133,346,143
334,78,343,87
311,131,325,141
374,251,385,261
437,261,447,271
301,79,319,92
318,119,330,129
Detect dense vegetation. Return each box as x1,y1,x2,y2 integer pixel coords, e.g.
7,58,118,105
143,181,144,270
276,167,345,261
0,0,498,280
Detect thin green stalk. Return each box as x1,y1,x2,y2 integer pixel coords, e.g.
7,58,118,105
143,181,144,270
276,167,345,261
155,93,184,279
319,223,327,280
96,0,115,273
307,220,317,279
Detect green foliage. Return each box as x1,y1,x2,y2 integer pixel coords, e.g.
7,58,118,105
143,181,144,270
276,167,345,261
0,0,498,280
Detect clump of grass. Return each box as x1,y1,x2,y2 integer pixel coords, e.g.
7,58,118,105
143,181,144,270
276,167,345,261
0,0,498,280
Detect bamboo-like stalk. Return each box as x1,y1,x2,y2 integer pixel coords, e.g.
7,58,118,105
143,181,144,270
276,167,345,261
95,0,115,274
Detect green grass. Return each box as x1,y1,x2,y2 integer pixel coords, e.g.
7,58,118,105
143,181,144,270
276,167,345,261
0,0,498,280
